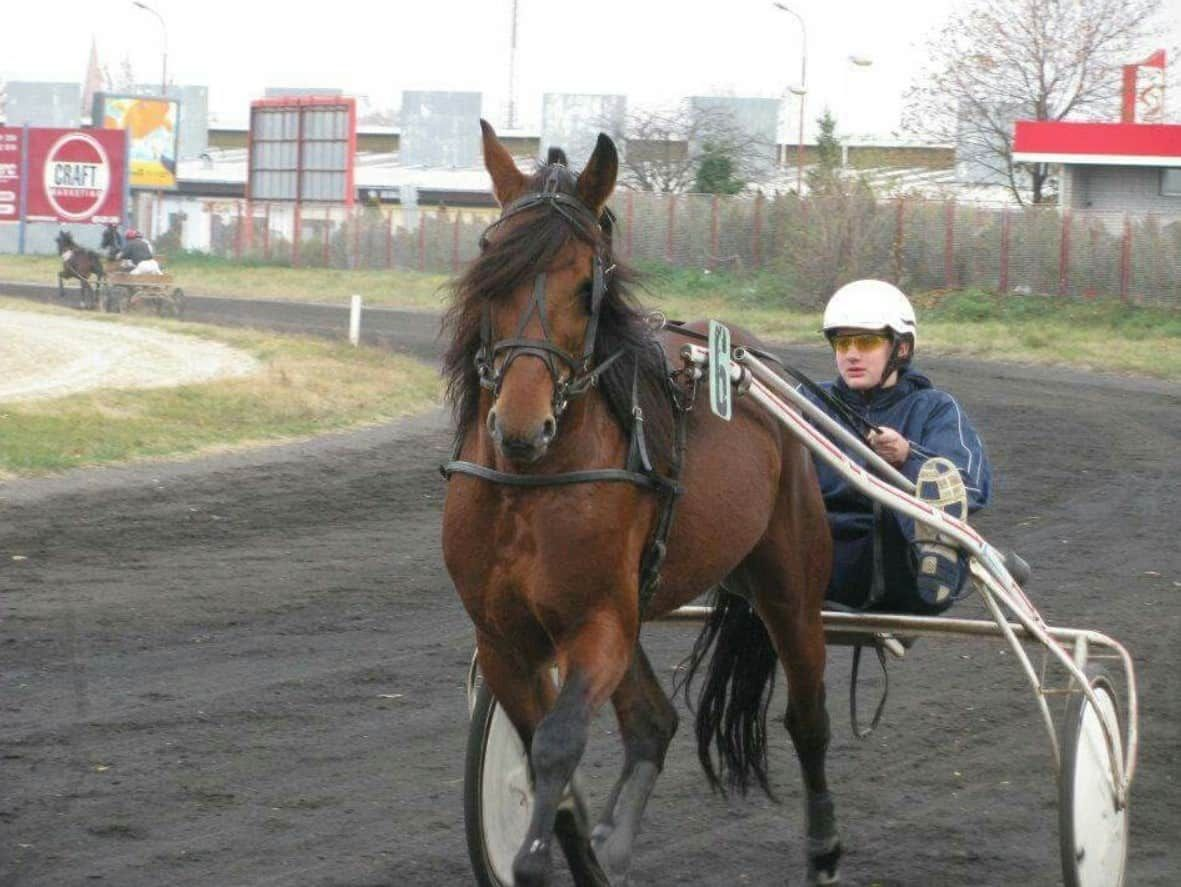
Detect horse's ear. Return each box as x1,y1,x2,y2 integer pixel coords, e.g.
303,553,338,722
480,119,525,206
576,133,618,214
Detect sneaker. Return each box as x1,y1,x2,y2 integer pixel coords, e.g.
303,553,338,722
912,456,968,606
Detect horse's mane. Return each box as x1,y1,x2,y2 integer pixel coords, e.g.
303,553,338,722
442,162,673,464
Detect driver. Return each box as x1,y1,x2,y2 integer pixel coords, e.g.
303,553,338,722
801,279,993,614
117,229,161,275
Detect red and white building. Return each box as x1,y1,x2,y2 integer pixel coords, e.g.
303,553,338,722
1012,120,1181,215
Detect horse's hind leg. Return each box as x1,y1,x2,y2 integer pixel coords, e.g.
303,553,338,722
752,559,841,884
590,641,677,883
513,613,632,887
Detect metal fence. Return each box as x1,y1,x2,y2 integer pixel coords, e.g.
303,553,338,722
160,192,1181,307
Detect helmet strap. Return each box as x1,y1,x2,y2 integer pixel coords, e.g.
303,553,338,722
877,337,907,392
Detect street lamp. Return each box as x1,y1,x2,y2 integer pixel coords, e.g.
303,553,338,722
132,1,168,95
772,2,807,194
841,55,874,165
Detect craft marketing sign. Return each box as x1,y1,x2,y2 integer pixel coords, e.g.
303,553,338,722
2,126,128,224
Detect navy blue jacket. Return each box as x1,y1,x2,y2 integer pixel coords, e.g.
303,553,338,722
800,367,992,539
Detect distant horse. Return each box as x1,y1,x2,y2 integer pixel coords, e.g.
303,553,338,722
100,223,124,261
56,229,105,309
441,121,840,886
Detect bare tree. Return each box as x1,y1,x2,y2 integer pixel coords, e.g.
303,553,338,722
615,101,773,193
905,0,1168,204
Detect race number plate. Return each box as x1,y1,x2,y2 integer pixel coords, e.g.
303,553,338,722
708,320,732,421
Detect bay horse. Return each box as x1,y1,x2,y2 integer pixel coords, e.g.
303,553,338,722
56,228,105,309
441,121,839,886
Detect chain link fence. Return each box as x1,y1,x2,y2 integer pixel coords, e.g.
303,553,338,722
177,192,1181,308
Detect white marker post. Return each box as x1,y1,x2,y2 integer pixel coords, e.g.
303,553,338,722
349,294,362,346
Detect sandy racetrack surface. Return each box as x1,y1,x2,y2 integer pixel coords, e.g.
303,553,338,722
0,308,258,403
1,345,1178,886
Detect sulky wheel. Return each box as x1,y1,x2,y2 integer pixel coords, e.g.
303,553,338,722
465,681,535,887
1059,665,1129,887
464,678,593,887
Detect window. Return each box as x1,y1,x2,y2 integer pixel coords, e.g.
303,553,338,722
1162,168,1181,196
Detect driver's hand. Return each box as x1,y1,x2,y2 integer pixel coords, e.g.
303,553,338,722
868,427,910,467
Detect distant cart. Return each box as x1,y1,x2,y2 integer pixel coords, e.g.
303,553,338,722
100,267,184,317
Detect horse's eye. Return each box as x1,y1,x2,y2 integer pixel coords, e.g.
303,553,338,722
579,279,594,312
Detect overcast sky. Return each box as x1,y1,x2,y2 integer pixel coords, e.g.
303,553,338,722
6,0,1181,140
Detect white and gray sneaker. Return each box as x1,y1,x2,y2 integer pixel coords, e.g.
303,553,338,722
913,456,969,607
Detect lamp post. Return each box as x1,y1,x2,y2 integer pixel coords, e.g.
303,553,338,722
842,55,874,166
773,2,807,194
132,1,168,95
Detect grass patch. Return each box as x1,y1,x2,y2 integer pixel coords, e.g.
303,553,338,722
0,252,452,311
0,298,441,476
4,255,1180,378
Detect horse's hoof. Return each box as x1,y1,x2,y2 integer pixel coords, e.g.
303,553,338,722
807,839,842,885
513,839,553,887
589,824,632,886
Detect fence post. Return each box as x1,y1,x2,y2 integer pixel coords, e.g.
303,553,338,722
352,206,361,269
665,195,676,264
1119,214,1132,303
1058,208,1072,296
263,203,272,261
322,209,330,268
625,191,635,260
709,195,720,269
452,213,461,273
943,199,955,289
293,203,302,268
752,192,764,269
387,210,395,269
418,218,427,272
892,198,905,285
349,294,362,346
234,201,243,260
998,207,1010,294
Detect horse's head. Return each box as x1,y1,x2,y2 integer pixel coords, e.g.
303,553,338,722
473,119,619,466
101,224,118,249
56,227,75,253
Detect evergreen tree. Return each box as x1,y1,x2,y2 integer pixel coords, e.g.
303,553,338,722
807,109,843,193
694,142,745,195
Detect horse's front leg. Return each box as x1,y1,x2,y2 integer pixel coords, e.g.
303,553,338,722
513,611,632,887
590,642,678,884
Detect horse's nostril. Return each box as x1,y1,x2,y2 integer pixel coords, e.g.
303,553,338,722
541,417,556,441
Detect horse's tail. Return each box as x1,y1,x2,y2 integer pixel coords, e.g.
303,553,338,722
677,582,778,799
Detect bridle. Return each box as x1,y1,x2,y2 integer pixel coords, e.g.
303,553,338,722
473,167,621,421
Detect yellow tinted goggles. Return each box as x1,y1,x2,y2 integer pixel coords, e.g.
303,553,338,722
830,332,891,354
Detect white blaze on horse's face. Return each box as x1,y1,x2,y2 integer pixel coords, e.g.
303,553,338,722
487,250,593,466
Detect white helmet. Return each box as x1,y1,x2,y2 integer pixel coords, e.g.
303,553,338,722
822,279,917,348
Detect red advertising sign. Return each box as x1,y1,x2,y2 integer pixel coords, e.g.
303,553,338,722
24,128,127,224
0,127,21,220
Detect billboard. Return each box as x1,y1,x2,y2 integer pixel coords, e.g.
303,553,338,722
0,126,128,224
688,96,779,179
4,82,81,128
93,93,180,190
0,129,20,220
248,96,356,204
400,91,481,168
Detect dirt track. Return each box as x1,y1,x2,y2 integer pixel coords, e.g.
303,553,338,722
0,308,258,403
2,334,1179,885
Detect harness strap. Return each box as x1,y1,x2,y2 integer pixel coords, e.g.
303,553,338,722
440,459,672,490
850,642,890,739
